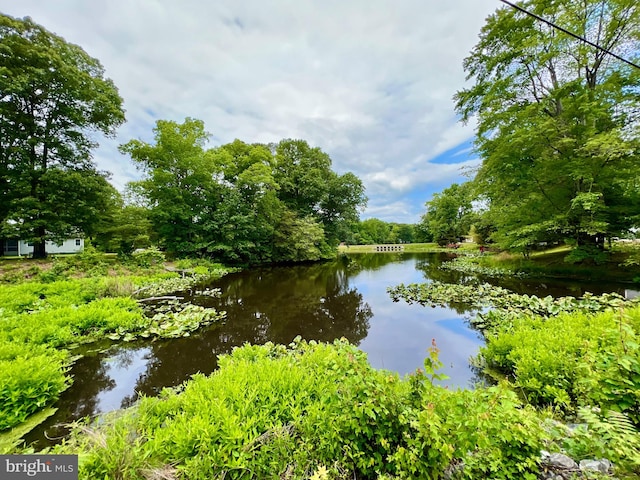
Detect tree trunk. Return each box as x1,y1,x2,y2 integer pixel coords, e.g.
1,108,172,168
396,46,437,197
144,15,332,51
32,225,47,258
32,241,46,258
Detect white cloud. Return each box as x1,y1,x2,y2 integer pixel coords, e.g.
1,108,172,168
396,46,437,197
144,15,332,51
1,0,499,222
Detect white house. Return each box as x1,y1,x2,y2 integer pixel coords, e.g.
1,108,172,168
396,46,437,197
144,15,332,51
1,238,84,256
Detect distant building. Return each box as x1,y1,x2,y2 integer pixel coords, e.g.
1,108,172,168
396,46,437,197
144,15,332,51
1,238,84,256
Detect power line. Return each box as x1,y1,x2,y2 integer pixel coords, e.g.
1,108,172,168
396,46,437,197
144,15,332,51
499,0,640,71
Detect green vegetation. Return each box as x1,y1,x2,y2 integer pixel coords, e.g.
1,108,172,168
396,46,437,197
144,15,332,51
1,2,640,477
119,124,367,264
445,244,640,283
439,254,523,278
388,281,634,328
51,338,640,479
0,13,125,259
420,183,476,246
406,0,640,262
345,218,419,245
53,339,550,479
1,14,368,265
0,255,230,433
454,0,640,258
388,282,640,476
479,308,640,423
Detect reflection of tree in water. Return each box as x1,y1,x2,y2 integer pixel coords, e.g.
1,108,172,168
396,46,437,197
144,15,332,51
127,261,373,401
200,261,372,345
343,252,414,274
415,253,479,286
24,350,116,449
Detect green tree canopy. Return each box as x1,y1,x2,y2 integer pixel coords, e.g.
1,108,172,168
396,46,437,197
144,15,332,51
274,139,367,244
0,14,125,257
120,118,217,256
455,0,640,256
120,120,366,264
422,183,474,246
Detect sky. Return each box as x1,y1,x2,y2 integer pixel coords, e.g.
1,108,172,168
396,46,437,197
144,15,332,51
1,0,500,224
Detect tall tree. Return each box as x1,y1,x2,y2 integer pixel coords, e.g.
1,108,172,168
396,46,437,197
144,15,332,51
422,183,474,245
0,14,125,257
356,218,392,245
210,140,282,263
455,0,640,256
120,118,217,256
274,139,367,244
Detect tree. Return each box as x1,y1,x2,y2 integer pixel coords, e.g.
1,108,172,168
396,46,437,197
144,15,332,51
120,118,218,256
422,183,474,245
319,172,367,243
0,14,125,257
204,139,282,263
455,0,640,256
356,218,392,244
391,223,415,244
274,139,367,245
93,203,154,254
122,122,367,263
273,211,328,262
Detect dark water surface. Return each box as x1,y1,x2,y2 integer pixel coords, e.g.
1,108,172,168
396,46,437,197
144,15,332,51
26,252,632,447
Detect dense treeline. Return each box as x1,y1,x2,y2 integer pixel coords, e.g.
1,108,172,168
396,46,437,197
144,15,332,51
116,118,367,264
0,13,367,264
420,0,640,259
343,218,426,245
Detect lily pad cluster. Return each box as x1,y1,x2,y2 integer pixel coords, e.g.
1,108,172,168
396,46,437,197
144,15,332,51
387,281,635,330
440,255,527,278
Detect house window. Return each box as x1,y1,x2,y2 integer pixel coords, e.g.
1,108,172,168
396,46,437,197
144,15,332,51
5,240,18,253
75,239,81,246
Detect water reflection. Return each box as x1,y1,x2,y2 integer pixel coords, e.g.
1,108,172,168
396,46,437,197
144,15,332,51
27,252,629,448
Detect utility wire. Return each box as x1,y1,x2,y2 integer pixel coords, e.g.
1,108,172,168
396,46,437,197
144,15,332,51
499,0,640,71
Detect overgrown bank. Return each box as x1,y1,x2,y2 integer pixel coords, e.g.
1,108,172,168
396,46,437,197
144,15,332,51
0,251,231,443
3,250,640,478
53,337,639,479
388,281,640,477
443,244,640,284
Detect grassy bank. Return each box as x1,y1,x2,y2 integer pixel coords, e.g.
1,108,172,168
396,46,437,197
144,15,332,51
52,333,640,479
0,251,231,446
347,241,640,283
337,242,478,254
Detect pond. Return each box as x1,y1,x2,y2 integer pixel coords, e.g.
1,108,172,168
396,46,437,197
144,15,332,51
26,252,631,447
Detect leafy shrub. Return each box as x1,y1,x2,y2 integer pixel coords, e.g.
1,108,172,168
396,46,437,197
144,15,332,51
0,343,69,431
576,313,640,426
479,307,640,425
37,259,70,283
131,247,165,268
173,258,233,279
391,384,546,480
58,340,548,480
